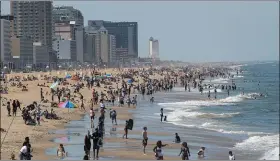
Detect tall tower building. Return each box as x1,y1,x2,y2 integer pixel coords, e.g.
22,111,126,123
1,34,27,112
10,1,53,50
149,37,159,60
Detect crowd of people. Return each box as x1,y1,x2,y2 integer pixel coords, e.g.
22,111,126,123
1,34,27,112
1,66,242,160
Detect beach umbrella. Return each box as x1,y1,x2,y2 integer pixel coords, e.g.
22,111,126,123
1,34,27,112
50,82,58,89
58,101,77,109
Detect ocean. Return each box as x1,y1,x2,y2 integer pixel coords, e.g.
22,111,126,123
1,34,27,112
46,61,279,160
154,61,279,160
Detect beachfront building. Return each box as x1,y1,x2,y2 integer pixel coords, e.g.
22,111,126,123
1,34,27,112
54,22,76,41
84,25,115,66
11,1,53,50
75,26,84,63
88,20,138,59
11,36,33,68
52,39,77,63
149,37,159,60
53,6,84,27
53,6,84,64
109,35,117,67
33,42,51,68
95,26,110,66
10,1,55,68
0,18,12,68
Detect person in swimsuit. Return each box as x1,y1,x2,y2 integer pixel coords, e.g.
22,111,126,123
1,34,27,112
197,147,205,158
122,120,129,139
92,128,102,160
229,151,235,160
84,134,91,157
142,127,148,154
160,108,164,122
57,144,66,159
153,140,168,160
175,133,181,143
90,108,95,128
178,142,190,160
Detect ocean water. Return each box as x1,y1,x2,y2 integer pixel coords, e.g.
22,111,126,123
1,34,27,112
156,61,279,160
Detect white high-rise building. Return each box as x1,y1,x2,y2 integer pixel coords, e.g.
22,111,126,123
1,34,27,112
109,35,116,66
149,37,159,59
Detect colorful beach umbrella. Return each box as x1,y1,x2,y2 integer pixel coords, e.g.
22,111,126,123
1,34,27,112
58,101,77,108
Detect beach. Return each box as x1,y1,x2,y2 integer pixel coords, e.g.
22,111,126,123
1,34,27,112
1,62,279,160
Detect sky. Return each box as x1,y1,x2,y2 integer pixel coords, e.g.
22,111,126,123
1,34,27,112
1,1,279,62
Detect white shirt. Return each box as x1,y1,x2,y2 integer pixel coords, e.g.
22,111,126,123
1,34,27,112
229,155,235,160
20,146,27,154
100,103,105,108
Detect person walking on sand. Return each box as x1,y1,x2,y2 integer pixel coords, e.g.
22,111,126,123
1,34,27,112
178,142,191,160
142,127,148,155
7,101,11,117
57,144,66,159
229,151,235,160
12,100,18,117
153,140,168,160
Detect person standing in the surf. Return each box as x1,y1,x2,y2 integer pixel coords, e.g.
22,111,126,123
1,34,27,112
178,142,191,160
214,88,217,99
208,90,211,99
160,108,164,122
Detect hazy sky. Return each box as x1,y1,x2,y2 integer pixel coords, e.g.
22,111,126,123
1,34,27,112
1,1,279,62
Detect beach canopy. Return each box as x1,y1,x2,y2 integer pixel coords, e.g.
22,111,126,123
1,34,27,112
58,101,77,108
65,74,72,79
127,79,133,84
104,74,112,78
50,82,58,89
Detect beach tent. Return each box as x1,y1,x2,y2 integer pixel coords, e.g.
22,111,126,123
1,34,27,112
127,79,133,84
105,74,112,78
65,74,72,79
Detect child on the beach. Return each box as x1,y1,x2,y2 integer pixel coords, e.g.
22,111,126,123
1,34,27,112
229,151,235,160
142,127,148,155
57,144,66,159
153,140,168,160
197,147,205,158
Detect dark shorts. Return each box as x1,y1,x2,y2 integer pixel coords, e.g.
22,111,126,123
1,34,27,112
93,145,100,150
91,116,95,120
142,138,148,146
